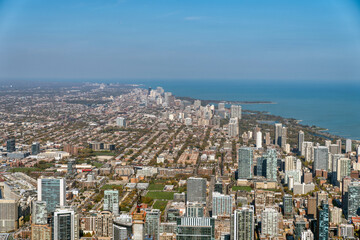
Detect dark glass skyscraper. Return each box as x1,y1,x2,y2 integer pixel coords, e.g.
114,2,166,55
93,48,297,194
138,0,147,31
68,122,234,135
316,202,329,240
6,139,15,153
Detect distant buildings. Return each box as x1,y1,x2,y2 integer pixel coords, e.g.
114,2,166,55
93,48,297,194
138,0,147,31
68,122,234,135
257,149,277,181
274,123,286,148
229,118,239,137
346,139,352,153
298,130,304,152
116,117,126,127
313,146,329,171
6,139,15,153
31,142,41,155
256,131,262,149
230,105,242,119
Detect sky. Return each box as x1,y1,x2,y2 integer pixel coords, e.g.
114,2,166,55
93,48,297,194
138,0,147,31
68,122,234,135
1,0,360,81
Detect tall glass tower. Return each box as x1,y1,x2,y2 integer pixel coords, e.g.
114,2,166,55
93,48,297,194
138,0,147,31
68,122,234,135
238,147,253,179
37,178,66,213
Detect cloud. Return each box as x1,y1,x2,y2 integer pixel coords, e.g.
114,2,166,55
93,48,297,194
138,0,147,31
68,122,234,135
184,16,202,21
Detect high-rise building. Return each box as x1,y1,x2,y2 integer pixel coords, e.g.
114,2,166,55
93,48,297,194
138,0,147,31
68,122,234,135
218,102,225,111
281,126,287,149
187,177,207,203
346,139,352,153
294,220,306,240
301,229,314,240
265,132,271,146
274,123,282,146
176,217,215,240
316,202,329,240
116,117,127,127
67,159,76,177
37,177,66,213
344,181,360,219
264,149,277,181
104,190,119,215
229,118,239,137
256,131,262,149
53,207,79,240
283,194,293,218
298,131,304,152
336,158,351,187
32,201,47,225
338,224,354,239
336,139,342,153
230,105,242,119
329,206,342,224
238,147,253,179
329,144,340,155
145,209,160,240
186,202,204,218
261,208,279,238
314,146,329,171
31,224,52,240
301,142,314,162
0,199,18,232
95,211,113,238
6,139,15,153
113,224,128,240
32,142,41,155
231,206,254,240
212,192,233,217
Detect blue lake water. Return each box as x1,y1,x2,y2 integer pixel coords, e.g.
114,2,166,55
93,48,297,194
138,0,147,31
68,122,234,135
127,79,360,140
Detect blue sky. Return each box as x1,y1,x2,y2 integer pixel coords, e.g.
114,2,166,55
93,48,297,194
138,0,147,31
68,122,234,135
1,0,360,81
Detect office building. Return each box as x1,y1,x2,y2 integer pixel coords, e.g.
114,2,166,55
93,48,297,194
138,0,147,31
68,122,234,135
32,142,41,155
229,118,239,137
187,177,207,203
176,217,215,240
314,146,329,171
53,207,79,240
274,123,282,146
238,147,253,179
298,131,304,152
32,201,47,225
116,117,127,127
230,105,242,119
6,139,15,153
0,199,18,232
37,177,66,213
145,209,160,240
231,206,254,240
212,192,233,217
283,194,293,218
316,202,329,240
261,208,279,237
104,190,119,215
346,139,352,153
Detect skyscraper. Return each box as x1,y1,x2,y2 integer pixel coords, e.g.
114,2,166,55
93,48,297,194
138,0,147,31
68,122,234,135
313,146,329,171
264,149,277,181
231,206,254,240
32,142,41,155
186,202,204,217
212,192,233,217
283,194,293,218
261,208,279,238
336,158,351,187
187,177,207,203
256,131,262,149
37,177,66,213
238,147,253,179
176,217,215,240
6,139,15,153
95,211,113,238
229,118,239,137
316,202,329,240
298,131,304,152
145,209,160,240
104,190,119,215
281,126,287,149
344,181,360,219
32,201,48,225
346,139,352,153
274,123,282,146
53,207,79,240
230,105,242,119
0,199,18,232
301,142,314,162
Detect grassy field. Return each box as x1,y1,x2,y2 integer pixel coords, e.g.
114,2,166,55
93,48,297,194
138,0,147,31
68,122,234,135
93,151,116,156
153,200,168,211
232,186,253,192
101,184,122,191
92,162,104,168
148,184,165,191
145,191,174,200
9,167,43,173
